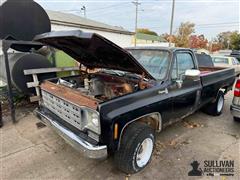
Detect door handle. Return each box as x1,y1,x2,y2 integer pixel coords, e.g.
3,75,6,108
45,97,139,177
158,88,168,95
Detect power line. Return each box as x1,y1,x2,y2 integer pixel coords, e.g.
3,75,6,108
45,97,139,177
149,25,239,30
142,22,239,29
60,3,129,15
197,22,240,27
129,24,239,29
197,25,239,29
87,3,130,14
89,6,146,18
88,3,125,11
88,9,132,18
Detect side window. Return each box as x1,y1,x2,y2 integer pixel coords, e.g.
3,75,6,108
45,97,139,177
213,57,229,64
171,53,195,79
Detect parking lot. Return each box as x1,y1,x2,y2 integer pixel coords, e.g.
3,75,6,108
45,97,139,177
1,91,240,180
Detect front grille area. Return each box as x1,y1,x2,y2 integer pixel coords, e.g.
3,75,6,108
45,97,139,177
42,90,86,131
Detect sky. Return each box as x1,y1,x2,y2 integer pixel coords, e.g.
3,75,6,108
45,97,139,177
35,0,240,40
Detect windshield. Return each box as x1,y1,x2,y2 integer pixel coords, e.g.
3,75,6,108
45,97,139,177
128,49,170,79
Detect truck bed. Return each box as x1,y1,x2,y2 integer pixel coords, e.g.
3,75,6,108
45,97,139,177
199,67,235,88
199,66,225,75
198,66,235,107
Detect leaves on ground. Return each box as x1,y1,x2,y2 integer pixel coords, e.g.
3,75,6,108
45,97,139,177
183,120,204,129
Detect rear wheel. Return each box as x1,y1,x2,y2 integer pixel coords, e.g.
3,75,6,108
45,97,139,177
233,117,240,122
202,91,224,116
114,122,155,174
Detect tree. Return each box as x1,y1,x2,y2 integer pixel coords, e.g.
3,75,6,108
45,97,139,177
160,33,176,43
215,31,240,50
211,42,223,52
230,31,240,50
216,31,232,49
137,28,158,36
175,22,195,47
189,34,208,49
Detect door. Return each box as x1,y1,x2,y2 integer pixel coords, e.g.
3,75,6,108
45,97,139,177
169,51,202,119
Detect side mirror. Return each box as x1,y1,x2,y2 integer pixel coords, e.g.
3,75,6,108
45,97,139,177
175,69,201,89
185,69,200,80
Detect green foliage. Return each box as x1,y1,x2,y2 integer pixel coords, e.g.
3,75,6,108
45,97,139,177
215,31,240,50
230,32,240,50
216,31,232,49
137,28,158,36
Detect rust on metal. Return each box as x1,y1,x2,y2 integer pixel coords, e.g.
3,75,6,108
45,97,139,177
199,66,225,72
40,81,99,109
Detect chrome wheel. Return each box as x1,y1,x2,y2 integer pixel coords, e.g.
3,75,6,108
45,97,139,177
136,138,153,167
217,95,224,113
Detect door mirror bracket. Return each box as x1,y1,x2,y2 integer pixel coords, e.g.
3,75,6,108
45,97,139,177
176,79,183,89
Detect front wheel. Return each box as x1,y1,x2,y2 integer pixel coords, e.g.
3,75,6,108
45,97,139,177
114,123,155,174
202,91,224,116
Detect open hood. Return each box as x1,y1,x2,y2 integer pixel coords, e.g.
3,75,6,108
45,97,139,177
34,30,154,79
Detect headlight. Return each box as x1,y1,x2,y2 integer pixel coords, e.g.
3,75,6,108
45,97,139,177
90,112,99,127
85,110,100,134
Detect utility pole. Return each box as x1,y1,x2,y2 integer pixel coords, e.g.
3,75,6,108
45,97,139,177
209,37,214,52
169,0,175,47
81,6,86,18
132,0,140,47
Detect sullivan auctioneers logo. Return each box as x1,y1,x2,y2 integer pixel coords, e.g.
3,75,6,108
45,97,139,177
188,160,234,177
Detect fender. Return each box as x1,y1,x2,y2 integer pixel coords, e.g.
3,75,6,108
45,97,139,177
211,88,225,103
117,112,162,149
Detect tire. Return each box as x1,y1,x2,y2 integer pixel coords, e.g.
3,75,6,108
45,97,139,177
233,117,240,122
114,122,155,174
202,91,224,116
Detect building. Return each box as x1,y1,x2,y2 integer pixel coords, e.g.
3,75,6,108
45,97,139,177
133,32,172,47
0,7,135,87
47,10,134,47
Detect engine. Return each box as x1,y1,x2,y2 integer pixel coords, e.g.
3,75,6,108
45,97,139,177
56,72,148,101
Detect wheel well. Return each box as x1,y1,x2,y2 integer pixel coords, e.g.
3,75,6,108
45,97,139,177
220,87,229,95
136,115,160,131
212,89,225,103
117,112,162,149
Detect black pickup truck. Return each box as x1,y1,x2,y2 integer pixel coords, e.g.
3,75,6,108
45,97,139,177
34,30,235,174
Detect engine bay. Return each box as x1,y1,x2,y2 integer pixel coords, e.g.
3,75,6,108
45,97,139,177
53,71,154,102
